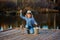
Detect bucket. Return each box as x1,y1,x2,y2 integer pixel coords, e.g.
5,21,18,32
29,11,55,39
34,27,39,34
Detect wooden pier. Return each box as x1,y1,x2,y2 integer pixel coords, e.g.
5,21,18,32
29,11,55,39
0,29,60,40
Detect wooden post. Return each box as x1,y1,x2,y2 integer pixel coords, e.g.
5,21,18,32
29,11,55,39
2,24,7,31
54,13,56,29
54,0,56,3
46,9,51,29
12,23,16,29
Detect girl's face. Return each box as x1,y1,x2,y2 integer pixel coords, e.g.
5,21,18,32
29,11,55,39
26,13,32,18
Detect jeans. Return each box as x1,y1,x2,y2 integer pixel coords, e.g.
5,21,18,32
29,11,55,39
26,26,34,34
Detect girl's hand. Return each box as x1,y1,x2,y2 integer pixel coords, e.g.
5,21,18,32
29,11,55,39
20,10,22,13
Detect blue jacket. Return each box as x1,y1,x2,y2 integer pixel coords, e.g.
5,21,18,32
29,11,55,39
20,13,37,28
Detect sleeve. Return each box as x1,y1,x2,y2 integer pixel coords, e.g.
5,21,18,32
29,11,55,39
20,13,25,19
32,17,37,25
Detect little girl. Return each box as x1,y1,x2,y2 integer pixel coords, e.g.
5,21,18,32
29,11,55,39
20,10,37,34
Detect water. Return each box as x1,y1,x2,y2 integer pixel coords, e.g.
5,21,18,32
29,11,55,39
57,26,59,30
0,25,12,31
42,25,48,29
0,26,3,31
8,25,12,29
